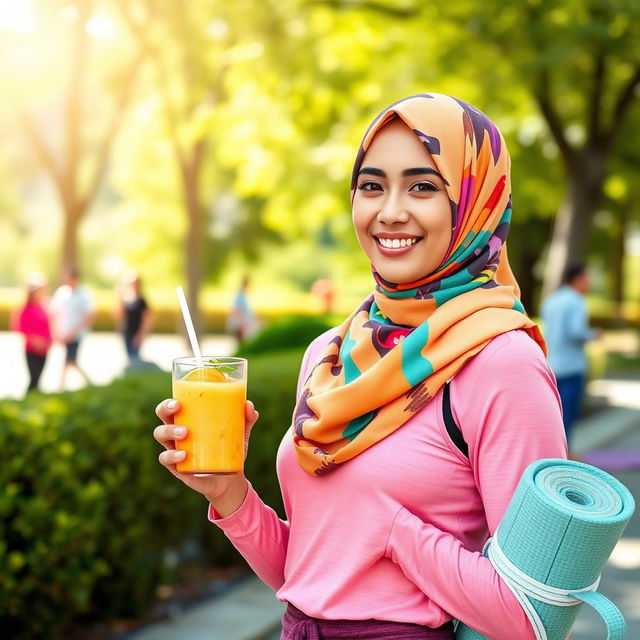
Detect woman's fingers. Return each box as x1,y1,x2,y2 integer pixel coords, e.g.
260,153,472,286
153,424,188,450
158,448,186,468
155,398,180,424
245,400,259,429
243,401,259,459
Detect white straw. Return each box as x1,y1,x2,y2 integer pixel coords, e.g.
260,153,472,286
176,286,203,365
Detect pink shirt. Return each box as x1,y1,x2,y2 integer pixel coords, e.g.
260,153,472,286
210,329,567,640
12,303,52,355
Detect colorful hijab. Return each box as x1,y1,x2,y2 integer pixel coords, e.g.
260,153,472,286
292,93,545,476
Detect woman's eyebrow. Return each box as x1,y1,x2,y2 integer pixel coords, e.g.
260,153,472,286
358,166,386,177
357,166,446,182
402,167,443,179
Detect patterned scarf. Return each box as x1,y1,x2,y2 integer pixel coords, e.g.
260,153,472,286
292,93,545,476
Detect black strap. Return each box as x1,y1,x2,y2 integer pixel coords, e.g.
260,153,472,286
442,382,469,458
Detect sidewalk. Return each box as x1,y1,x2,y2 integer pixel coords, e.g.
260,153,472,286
0,331,235,399
129,377,640,640
128,578,284,640
572,377,640,453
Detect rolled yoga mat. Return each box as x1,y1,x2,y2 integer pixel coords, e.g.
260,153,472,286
455,458,635,640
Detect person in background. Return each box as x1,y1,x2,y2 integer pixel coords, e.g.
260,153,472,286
541,263,599,448
227,275,258,344
311,276,335,315
116,270,153,363
50,266,94,390
11,273,52,393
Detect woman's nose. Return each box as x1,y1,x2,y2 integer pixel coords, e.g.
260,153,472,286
377,193,410,224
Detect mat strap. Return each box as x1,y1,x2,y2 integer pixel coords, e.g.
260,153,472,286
485,536,626,640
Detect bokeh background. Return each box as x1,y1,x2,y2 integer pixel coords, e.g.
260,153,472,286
2,0,640,329
2,1,640,639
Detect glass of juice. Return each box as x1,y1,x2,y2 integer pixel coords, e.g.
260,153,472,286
171,357,247,475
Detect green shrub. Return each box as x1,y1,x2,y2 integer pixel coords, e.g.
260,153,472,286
243,348,305,514
237,314,333,357
0,347,304,639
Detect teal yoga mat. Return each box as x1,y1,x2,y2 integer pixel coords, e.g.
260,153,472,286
455,459,635,640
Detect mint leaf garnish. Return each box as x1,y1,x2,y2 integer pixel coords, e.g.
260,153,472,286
207,358,235,373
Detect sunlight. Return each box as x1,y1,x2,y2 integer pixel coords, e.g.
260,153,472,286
0,0,36,32
86,13,115,38
608,538,640,570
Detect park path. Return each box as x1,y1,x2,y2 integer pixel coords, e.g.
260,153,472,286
0,331,236,400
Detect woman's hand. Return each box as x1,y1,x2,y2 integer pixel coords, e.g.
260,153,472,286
154,399,259,514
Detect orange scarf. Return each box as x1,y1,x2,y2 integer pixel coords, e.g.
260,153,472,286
292,94,545,476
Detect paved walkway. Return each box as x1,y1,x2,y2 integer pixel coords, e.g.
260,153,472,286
129,578,285,640
0,331,235,399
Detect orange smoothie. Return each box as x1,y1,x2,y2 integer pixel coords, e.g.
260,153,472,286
172,370,246,474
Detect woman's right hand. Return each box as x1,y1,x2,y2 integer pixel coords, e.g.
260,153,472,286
154,398,259,511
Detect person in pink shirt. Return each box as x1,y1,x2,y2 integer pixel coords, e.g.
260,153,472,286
154,94,566,640
11,274,52,393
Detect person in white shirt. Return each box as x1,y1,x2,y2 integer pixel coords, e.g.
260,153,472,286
50,266,95,390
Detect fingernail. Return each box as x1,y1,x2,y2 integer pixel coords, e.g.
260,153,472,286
167,400,177,410
174,427,186,437
174,450,186,460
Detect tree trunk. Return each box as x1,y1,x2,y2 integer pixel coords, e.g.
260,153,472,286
516,243,539,315
611,204,630,326
541,151,606,297
61,213,80,272
60,190,82,273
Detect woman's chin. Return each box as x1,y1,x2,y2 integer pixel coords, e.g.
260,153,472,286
373,265,423,286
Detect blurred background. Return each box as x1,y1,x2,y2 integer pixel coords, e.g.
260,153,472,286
1,1,640,639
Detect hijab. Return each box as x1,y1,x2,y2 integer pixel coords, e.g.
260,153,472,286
292,93,545,476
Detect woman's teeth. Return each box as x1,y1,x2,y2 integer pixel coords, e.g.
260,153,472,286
377,237,419,248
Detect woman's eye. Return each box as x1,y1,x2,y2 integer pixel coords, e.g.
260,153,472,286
410,181,438,192
357,181,383,192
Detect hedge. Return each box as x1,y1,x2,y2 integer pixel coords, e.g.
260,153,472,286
0,348,304,639
237,314,334,357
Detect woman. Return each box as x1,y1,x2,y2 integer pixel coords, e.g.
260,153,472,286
11,274,52,393
154,94,566,640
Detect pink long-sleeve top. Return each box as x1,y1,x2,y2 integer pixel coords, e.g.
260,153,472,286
210,328,567,640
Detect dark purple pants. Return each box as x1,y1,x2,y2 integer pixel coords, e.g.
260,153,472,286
280,603,455,640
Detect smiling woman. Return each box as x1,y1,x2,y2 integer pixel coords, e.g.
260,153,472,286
352,118,453,283
153,93,568,640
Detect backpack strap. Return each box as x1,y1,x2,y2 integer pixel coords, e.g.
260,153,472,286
442,382,469,458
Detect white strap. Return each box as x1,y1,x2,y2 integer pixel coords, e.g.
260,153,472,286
485,536,600,640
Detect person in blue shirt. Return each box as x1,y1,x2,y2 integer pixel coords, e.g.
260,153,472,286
541,264,598,445
227,275,258,344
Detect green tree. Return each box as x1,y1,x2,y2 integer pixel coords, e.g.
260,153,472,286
117,0,302,328
314,0,640,300
434,0,640,296
2,0,142,272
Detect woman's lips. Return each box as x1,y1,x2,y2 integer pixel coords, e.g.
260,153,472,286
374,235,422,257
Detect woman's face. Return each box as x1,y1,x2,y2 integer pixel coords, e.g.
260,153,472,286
352,119,453,285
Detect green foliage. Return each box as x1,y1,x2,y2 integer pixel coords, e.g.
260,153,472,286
0,347,304,638
2,0,640,312
0,374,198,638
236,314,334,357
243,348,306,514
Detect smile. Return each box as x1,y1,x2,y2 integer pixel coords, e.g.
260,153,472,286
374,234,422,256
377,237,419,248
